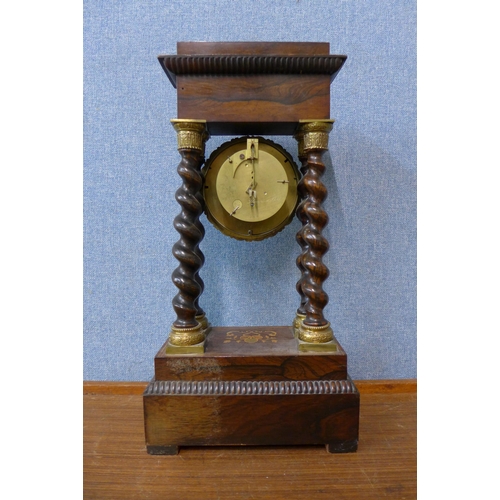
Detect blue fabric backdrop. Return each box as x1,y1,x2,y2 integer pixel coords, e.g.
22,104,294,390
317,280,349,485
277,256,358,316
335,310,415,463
84,0,416,380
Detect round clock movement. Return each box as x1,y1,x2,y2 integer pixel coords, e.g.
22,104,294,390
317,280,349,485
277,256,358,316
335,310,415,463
202,137,300,241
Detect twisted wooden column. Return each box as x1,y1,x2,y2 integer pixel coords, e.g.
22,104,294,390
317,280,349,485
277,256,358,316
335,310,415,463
169,120,209,350
294,121,334,344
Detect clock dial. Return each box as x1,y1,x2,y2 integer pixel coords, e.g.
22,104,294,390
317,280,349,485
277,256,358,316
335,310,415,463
216,149,288,222
203,137,299,241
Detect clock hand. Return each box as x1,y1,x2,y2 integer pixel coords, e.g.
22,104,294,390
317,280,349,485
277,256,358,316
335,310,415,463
250,142,256,191
248,141,258,207
246,184,257,207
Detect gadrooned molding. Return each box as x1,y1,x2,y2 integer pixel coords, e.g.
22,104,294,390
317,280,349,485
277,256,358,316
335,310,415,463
144,379,358,396
159,55,347,87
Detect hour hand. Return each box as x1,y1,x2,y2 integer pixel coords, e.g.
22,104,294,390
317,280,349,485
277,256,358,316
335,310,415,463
246,184,257,207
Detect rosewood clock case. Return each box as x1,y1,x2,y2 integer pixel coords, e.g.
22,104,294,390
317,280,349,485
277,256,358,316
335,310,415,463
143,42,359,455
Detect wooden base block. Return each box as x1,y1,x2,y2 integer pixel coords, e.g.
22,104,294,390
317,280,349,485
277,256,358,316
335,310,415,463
146,444,179,455
144,326,359,454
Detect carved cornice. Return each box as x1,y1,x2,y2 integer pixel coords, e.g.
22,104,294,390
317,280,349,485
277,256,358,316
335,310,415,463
144,379,358,396
159,55,347,88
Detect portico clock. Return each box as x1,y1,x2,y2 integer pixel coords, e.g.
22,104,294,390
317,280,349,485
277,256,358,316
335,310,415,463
143,42,360,455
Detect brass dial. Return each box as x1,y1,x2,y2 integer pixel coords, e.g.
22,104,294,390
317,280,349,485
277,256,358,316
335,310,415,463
203,137,300,241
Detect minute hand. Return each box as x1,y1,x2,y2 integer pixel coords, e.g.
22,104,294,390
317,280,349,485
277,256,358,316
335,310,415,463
251,143,256,190
248,143,257,206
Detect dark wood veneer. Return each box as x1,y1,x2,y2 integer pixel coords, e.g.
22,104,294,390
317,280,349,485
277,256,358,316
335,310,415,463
144,390,359,451
158,42,346,135
177,41,331,56
154,326,347,381
144,326,359,454
176,75,330,127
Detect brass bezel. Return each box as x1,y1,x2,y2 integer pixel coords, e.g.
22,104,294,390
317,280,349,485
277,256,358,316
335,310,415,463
202,137,300,241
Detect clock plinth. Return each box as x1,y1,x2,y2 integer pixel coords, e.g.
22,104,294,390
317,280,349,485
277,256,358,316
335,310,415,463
144,326,359,454
144,42,359,454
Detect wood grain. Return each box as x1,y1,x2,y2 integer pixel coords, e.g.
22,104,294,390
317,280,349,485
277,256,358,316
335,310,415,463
176,75,330,124
297,149,331,329
177,41,331,56
144,390,359,450
170,149,206,332
84,388,416,499
146,327,357,452
153,326,348,381
158,42,347,135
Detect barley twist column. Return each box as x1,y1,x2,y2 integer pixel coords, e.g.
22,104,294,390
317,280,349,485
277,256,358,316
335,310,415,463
168,120,209,350
294,120,334,345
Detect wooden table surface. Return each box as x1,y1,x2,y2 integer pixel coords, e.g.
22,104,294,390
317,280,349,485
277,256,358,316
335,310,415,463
84,381,416,499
